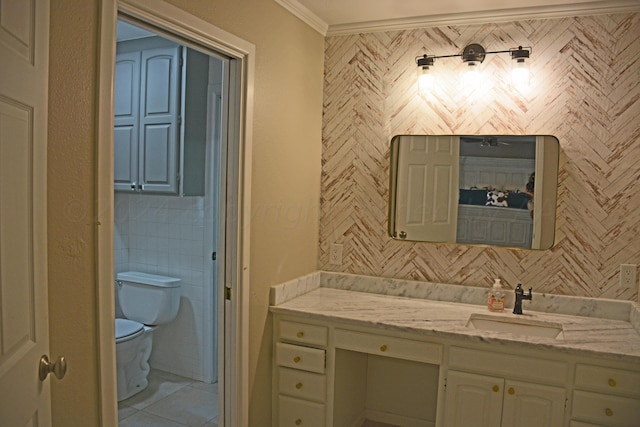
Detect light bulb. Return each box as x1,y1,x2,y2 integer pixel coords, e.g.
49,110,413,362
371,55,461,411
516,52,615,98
418,67,434,95
463,64,481,89
512,59,530,90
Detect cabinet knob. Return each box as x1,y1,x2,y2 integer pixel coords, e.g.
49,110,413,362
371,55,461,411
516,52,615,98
605,408,613,417
492,385,500,393
380,344,388,352
293,356,301,363
608,378,616,387
297,331,304,338
508,387,515,395
295,419,302,425
295,382,303,389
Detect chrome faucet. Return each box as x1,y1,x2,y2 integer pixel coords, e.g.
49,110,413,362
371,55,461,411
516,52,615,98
513,284,532,315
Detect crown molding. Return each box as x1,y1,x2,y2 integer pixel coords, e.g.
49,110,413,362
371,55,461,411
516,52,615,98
327,0,640,36
274,0,328,36
274,0,640,37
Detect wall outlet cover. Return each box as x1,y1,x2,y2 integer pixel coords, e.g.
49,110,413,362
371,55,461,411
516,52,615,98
329,243,343,265
620,264,637,289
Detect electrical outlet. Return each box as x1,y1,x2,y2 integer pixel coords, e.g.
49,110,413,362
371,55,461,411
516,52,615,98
620,264,637,289
329,243,343,265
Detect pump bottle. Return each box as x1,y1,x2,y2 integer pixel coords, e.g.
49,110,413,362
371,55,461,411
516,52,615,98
488,278,505,312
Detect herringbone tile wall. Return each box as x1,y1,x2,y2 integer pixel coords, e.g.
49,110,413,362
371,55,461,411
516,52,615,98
318,13,640,300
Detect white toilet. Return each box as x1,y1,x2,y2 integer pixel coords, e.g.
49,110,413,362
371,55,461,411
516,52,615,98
115,271,181,401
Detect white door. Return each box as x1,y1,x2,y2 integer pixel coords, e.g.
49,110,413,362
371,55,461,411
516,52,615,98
395,135,460,241
0,0,54,425
501,380,566,427
444,370,504,427
114,50,141,192
139,46,181,193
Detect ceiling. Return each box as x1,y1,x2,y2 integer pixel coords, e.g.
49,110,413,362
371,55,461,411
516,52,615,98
276,0,640,35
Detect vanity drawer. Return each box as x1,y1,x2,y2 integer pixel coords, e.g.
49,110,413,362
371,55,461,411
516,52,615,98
334,329,441,364
279,320,328,347
572,390,640,427
448,346,567,385
276,342,325,374
278,395,325,427
278,367,326,402
575,364,640,397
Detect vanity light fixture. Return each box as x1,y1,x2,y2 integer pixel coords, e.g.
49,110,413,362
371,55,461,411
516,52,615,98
416,43,532,94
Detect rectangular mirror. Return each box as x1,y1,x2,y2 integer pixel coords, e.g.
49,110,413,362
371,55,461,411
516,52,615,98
389,135,559,249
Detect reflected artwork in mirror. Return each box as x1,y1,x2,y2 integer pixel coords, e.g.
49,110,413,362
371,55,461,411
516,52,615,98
388,135,559,249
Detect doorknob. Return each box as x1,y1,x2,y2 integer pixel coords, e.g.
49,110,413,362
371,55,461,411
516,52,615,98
39,355,67,381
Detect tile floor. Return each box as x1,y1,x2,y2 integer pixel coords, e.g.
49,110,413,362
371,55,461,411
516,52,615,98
118,370,218,427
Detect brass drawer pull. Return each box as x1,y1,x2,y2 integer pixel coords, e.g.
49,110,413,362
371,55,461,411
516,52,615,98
293,356,301,363
297,331,304,338
492,385,500,393
295,419,302,425
380,344,388,352
295,382,303,389
508,387,515,395
605,408,613,417
608,378,616,387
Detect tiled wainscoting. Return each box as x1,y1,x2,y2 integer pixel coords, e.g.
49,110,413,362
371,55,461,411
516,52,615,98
115,192,215,381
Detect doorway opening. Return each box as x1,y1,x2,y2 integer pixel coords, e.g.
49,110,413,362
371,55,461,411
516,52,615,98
113,17,224,424
98,2,253,425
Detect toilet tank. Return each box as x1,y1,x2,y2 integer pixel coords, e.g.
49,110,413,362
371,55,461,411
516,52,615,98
116,271,181,325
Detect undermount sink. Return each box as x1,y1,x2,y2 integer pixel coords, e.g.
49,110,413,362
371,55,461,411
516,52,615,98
466,313,564,339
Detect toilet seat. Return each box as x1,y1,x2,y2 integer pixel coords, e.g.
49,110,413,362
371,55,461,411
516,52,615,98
115,318,144,344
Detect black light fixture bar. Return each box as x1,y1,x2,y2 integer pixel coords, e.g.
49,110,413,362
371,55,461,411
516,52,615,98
416,44,532,67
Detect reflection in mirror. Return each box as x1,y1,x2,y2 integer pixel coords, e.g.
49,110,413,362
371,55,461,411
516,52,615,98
389,135,559,249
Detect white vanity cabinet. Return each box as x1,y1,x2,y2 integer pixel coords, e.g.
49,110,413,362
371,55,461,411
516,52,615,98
443,346,567,427
271,294,640,427
570,364,640,427
273,320,328,427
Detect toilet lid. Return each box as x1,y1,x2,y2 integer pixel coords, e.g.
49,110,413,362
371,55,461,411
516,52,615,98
115,318,144,343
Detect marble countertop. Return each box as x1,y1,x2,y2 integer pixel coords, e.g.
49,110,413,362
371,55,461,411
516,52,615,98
270,285,640,364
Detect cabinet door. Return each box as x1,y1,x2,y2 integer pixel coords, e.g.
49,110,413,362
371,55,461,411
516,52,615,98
501,380,566,427
114,51,140,192
444,371,503,427
139,46,181,193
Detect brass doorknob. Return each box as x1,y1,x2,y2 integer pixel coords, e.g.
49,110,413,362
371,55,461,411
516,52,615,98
39,355,67,381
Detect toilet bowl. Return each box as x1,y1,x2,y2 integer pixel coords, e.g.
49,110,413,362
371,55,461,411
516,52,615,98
114,272,181,401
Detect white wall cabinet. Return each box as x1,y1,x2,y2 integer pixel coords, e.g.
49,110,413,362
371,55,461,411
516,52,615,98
114,37,209,195
115,42,181,193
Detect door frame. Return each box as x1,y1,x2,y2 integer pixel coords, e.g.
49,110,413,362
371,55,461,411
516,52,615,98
96,0,254,425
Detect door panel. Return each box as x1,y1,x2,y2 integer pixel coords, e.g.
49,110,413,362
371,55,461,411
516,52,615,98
0,0,51,425
139,46,180,193
114,51,140,191
444,371,503,427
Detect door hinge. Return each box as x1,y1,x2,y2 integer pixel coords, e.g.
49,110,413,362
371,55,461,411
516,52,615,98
225,287,232,300
212,252,216,261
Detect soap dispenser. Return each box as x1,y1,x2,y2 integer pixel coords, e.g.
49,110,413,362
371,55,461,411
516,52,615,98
488,278,505,312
